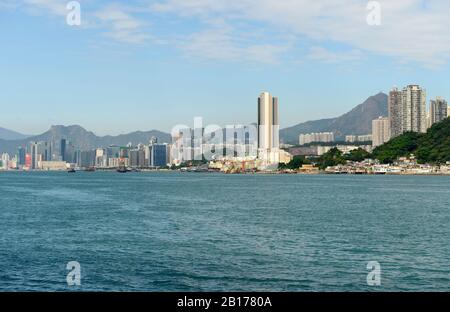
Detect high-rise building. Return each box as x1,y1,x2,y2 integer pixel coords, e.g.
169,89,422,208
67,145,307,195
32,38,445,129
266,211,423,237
430,97,448,125
389,85,427,138
401,85,427,133
17,147,26,165
77,150,96,168
30,142,39,169
257,91,279,164
372,117,390,148
389,87,403,138
25,153,32,169
128,148,145,168
60,139,67,161
1,153,10,170
151,144,168,167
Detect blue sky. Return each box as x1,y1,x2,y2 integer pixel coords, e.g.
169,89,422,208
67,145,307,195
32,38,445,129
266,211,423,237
1,0,449,135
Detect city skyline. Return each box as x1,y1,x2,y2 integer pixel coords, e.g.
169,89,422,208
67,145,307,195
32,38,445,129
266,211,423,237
1,1,450,135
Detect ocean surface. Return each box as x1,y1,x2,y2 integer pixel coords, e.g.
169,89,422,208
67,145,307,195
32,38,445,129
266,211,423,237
0,171,449,291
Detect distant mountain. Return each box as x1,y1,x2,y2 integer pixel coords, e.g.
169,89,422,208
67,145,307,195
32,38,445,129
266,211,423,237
0,127,30,140
0,125,171,155
280,93,388,144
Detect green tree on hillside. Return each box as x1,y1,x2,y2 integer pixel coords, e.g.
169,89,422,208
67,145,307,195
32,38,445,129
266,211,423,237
317,148,346,169
371,118,450,164
279,155,311,170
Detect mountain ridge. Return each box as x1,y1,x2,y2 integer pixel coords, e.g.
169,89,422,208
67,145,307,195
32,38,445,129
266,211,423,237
0,125,172,155
0,127,30,141
280,92,388,144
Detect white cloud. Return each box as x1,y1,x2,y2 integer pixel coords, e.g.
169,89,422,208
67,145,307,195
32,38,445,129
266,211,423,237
18,1,151,45
10,0,450,66
95,5,150,44
182,25,288,63
307,47,365,64
150,0,450,67
24,0,67,16
0,0,19,9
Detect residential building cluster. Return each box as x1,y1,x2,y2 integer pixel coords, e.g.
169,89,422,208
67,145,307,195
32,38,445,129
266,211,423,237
372,84,448,148
0,137,170,171
1,91,291,172
299,132,334,145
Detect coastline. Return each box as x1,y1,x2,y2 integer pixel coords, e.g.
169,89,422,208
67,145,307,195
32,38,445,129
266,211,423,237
1,168,449,176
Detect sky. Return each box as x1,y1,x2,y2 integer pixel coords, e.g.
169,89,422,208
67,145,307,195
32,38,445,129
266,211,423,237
1,0,449,136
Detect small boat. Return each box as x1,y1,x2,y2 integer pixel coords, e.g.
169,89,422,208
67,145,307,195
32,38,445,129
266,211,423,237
117,158,128,173
67,168,76,173
117,167,128,173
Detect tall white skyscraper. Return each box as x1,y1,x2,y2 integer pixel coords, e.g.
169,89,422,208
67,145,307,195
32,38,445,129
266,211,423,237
430,97,448,125
372,117,390,148
30,142,39,170
401,85,427,133
257,92,279,165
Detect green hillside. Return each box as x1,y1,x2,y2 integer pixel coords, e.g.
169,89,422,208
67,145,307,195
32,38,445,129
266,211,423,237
372,118,450,164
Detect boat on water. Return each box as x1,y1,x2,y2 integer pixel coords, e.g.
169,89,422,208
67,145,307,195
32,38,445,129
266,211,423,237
117,158,129,173
117,166,128,173
67,168,76,173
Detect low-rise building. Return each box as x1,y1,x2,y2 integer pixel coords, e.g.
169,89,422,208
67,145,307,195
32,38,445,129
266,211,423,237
39,161,68,171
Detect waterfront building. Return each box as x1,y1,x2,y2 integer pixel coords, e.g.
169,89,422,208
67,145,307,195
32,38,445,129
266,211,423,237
95,148,107,168
372,117,391,148
279,149,293,164
106,145,121,167
129,149,146,168
430,97,448,125
8,156,18,169
299,132,334,145
130,150,139,167
17,147,26,165
39,161,68,171
1,153,10,170
25,153,32,169
60,139,67,161
108,157,122,168
77,150,96,168
151,144,169,167
257,91,280,166
30,142,40,169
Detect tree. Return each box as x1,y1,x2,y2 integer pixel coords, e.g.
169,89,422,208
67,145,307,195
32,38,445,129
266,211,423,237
371,118,450,164
345,148,370,162
279,155,311,170
317,147,346,169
